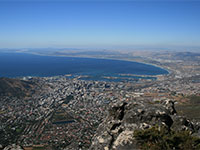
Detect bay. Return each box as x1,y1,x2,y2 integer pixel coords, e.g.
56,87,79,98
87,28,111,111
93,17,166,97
0,52,168,81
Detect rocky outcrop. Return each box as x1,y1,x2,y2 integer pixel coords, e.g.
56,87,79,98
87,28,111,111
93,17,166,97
2,144,23,150
90,99,200,150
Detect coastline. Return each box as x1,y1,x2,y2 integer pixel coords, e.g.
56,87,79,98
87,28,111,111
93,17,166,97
1,51,171,81
13,51,170,76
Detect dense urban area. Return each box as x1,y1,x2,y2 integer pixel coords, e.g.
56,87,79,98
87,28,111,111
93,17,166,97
1,50,200,150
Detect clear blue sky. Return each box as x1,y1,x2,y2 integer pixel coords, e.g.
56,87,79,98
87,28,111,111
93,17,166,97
0,0,200,49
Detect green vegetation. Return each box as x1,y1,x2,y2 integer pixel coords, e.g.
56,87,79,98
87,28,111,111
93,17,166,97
134,125,200,150
51,110,74,123
0,111,5,114
32,146,46,150
63,95,74,104
188,95,200,104
16,128,22,133
176,95,200,121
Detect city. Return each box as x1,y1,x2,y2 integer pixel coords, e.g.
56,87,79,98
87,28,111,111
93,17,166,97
1,51,200,149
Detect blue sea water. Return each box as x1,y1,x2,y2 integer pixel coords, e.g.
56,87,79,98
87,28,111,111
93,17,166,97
0,52,168,81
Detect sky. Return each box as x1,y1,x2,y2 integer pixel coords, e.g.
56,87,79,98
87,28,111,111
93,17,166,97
0,0,200,49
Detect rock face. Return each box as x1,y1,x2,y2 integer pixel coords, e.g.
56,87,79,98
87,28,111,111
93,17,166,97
90,99,200,150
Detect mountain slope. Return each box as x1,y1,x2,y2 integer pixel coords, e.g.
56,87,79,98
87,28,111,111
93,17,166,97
0,77,36,97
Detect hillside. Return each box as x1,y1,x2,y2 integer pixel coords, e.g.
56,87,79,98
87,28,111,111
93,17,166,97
0,77,36,97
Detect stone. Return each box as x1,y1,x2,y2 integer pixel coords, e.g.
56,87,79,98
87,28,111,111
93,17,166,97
90,99,200,150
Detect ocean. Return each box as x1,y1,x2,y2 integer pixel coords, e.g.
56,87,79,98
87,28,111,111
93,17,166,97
0,52,168,81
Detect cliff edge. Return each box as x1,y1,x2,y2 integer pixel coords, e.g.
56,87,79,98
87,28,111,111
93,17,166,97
90,99,200,150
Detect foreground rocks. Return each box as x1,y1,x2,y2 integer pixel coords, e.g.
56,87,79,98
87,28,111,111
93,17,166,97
90,99,200,150
3,144,23,150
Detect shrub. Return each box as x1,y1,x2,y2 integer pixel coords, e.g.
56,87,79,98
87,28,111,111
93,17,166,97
133,125,200,150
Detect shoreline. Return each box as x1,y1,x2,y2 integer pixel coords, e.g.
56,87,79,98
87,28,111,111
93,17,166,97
0,51,171,80
13,51,170,76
